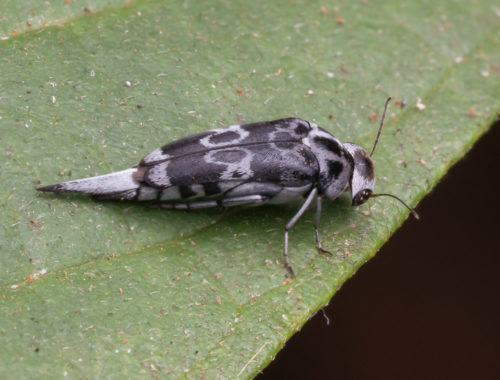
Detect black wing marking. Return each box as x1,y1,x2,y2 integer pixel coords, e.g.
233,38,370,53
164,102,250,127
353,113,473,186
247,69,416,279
139,118,312,166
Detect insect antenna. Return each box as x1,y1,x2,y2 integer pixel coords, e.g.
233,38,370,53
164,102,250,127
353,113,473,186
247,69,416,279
369,97,418,220
370,192,420,219
370,97,392,157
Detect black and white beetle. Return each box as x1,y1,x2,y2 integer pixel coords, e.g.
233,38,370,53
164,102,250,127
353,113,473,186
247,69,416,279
38,97,418,276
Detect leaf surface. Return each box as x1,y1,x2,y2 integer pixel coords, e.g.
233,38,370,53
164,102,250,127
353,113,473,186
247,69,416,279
1,0,499,378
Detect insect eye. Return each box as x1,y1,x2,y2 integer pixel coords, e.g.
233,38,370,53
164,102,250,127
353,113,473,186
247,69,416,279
352,189,372,206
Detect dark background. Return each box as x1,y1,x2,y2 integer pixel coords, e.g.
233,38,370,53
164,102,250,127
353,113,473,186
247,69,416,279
258,120,500,380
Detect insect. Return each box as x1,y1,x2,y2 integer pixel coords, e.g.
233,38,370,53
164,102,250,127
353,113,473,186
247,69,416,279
37,97,418,276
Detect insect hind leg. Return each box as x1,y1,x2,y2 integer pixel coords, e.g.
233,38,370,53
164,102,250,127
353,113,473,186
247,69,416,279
147,200,218,210
147,194,268,210
220,195,268,207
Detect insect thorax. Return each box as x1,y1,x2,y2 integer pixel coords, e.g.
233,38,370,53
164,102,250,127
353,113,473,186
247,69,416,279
307,125,354,200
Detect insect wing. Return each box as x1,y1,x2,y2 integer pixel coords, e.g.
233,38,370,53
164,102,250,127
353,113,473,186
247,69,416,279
140,118,313,166
140,142,319,204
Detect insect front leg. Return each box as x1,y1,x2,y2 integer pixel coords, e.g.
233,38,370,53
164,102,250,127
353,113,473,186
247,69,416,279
283,187,318,276
315,196,331,256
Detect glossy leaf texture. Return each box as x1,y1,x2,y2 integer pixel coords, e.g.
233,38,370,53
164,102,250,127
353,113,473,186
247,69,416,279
1,0,499,378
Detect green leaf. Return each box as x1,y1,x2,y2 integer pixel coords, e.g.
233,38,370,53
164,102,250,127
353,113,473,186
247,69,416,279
1,0,499,378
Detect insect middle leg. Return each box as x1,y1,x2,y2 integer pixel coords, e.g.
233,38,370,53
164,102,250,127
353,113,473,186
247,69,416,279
283,187,318,277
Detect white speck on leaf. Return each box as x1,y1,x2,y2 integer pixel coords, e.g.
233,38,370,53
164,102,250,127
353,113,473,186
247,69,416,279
416,97,426,111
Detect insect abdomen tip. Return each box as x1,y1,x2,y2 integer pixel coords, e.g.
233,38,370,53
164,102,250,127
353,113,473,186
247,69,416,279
36,184,64,193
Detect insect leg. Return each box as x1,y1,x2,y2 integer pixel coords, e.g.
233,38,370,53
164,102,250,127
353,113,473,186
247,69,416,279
147,195,268,210
283,187,318,276
315,196,331,256
148,200,219,210
221,195,267,207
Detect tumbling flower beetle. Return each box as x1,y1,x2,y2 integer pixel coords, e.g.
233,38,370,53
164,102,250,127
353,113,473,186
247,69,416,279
38,97,418,276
